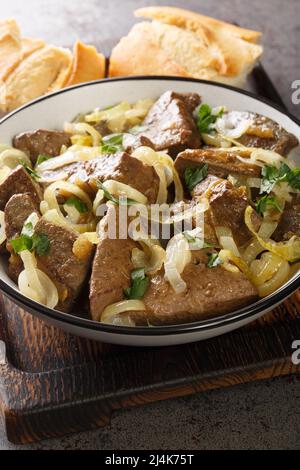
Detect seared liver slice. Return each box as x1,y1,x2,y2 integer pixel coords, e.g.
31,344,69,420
193,177,252,246
0,165,42,210
90,214,258,325
273,198,300,241
34,219,94,312
41,151,160,203
13,129,71,165
89,213,136,321
175,149,261,180
130,250,258,325
134,91,201,156
237,114,298,156
5,193,39,241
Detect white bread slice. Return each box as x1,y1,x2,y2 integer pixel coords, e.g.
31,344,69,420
0,18,22,82
0,45,72,111
109,21,191,78
110,7,263,86
21,37,45,58
135,6,262,43
64,40,106,86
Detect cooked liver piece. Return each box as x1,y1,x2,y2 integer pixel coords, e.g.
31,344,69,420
89,212,136,321
13,129,71,165
134,91,201,156
0,165,42,210
175,149,261,180
130,250,258,325
90,214,258,325
193,177,252,246
41,151,160,203
237,114,299,156
5,193,39,241
273,198,300,241
34,219,94,312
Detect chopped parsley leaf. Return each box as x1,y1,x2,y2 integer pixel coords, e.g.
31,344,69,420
65,196,88,213
101,134,124,154
97,180,138,206
207,252,223,268
184,164,209,192
124,268,149,300
260,162,300,194
197,104,224,134
10,231,50,256
36,154,50,166
255,194,283,215
183,232,213,250
21,161,40,181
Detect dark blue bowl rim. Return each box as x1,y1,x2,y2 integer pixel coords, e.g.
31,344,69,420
0,75,300,337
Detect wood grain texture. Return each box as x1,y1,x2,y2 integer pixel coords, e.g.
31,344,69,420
0,290,300,444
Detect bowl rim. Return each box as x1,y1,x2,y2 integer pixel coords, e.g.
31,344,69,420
1,75,300,337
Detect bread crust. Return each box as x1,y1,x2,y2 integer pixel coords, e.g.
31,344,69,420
110,7,263,86
109,22,191,78
65,40,106,86
135,6,262,43
0,18,22,82
0,45,72,111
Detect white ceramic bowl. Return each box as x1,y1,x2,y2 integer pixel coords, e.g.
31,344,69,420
0,77,300,347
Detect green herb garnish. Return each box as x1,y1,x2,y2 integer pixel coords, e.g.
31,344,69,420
260,162,300,194
21,161,40,181
124,268,149,300
101,134,124,154
65,196,88,213
10,231,50,256
10,234,32,253
21,221,35,238
36,154,50,166
97,180,138,206
197,104,224,134
32,233,51,256
129,125,147,135
255,195,283,215
183,232,213,250
184,164,209,192
207,252,223,268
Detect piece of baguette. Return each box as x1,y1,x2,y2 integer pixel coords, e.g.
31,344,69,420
64,40,106,86
0,45,72,111
109,7,263,87
0,18,22,82
135,6,262,43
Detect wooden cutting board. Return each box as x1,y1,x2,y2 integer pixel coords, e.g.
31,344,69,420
0,63,299,444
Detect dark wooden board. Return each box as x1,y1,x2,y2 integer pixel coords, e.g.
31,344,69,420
1,292,300,444
0,66,299,444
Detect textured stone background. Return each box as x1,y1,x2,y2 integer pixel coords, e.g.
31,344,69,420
0,0,300,450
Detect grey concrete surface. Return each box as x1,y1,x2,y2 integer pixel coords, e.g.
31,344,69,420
0,0,299,450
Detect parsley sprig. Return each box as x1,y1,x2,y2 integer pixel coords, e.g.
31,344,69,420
207,253,223,269
183,232,213,250
260,162,300,194
101,134,124,154
124,268,149,300
36,154,50,166
10,222,50,256
255,194,283,216
197,104,224,134
21,161,40,181
184,164,209,192
97,181,138,206
65,196,88,213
